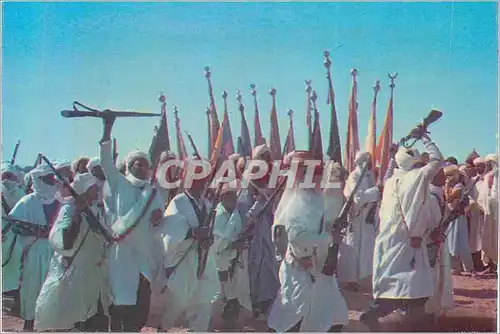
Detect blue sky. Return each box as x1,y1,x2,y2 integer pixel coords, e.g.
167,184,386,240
2,2,498,166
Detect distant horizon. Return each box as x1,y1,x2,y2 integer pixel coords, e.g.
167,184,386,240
2,2,498,166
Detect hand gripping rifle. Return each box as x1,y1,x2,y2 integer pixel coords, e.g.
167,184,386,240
42,156,114,243
322,162,370,276
399,109,443,148
61,101,162,118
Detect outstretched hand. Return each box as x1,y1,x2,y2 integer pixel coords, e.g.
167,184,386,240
100,110,117,144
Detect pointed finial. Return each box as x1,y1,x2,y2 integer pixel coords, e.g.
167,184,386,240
269,88,276,97
374,80,381,94
250,84,257,97
204,66,211,78
351,68,358,78
287,108,293,117
158,93,166,103
311,90,318,103
236,90,243,104
173,105,179,118
305,80,312,94
324,50,331,69
222,90,228,100
388,72,398,89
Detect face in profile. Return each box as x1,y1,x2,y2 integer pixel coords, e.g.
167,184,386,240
130,158,150,180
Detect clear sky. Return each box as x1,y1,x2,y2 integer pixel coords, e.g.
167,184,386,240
2,2,498,167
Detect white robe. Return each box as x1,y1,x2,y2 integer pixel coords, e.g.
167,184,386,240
268,188,349,332
373,144,441,299
481,172,498,263
157,192,219,331
423,189,453,315
100,140,165,306
212,203,252,311
2,181,25,292
8,194,59,320
337,168,380,283
468,177,485,252
35,203,109,330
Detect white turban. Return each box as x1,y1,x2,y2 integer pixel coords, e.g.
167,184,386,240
71,156,90,173
395,147,421,171
54,159,71,170
87,157,101,171
485,154,497,164
125,150,151,170
1,162,17,175
71,173,98,195
354,151,371,166
473,157,485,165
31,163,54,178
228,153,241,161
252,144,270,159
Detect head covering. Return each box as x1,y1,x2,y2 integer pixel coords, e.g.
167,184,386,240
445,156,458,165
473,157,485,165
54,159,71,170
485,154,497,164
181,156,211,189
125,150,151,171
228,153,241,161
443,164,459,176
71,156,90,173
31,164,57,202
71,173,98,195
395,147,421,171
252,144,271,160
354,151,371,166
1,162,18,176
87,157,101,170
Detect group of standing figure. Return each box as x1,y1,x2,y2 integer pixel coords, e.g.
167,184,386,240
2,115,498,332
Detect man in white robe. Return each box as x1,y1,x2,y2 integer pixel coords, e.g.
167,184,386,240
99,115,166,331
157,158,220,332
2,162,26,315
212,180,252,327
423,169,454,317
35,173,110,331
268,150,349,332
481,154,498,272
467,157,487,271
360,133,443,330
71,156,90,175
156,150,177,205
8,164,62,331
337,151,381,291
54,160,75,204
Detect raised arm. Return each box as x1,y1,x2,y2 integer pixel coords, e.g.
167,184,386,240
383,158,397,183
99,112,122,193
420,135,444,182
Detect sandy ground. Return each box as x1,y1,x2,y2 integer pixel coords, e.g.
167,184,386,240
2,273,496,332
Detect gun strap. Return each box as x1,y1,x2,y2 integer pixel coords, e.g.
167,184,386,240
2,194,13,235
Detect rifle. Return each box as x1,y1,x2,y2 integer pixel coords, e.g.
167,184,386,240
61,101,162,118
196,181,224,278
322,162,370,276
11,140,20,165
399,109,442,148
2,216,51,237
41,156,114,243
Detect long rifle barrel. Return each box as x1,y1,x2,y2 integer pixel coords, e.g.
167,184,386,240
11,140,20,165
61,110,162,118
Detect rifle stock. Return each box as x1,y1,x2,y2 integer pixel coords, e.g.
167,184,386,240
322,162,370,276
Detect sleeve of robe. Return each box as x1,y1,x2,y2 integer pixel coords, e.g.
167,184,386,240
384,158,397,184
419,139,444,182
213,205,231,254
49,204,76,258
160,198,193,267
287,220,329,259
100,140,127,195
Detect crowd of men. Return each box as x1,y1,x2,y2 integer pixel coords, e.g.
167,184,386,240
1,114,498,332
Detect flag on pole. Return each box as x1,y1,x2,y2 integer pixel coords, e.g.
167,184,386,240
206,107,212,157
376,82,395,183
237,90,252,157
269,88,282,160
211,94,235,162
283,109,296,155
148,95,171,167
205,67,220,151
305,81,313,150
311,91,323,161
345,69,360,172
365,81,380,170
174,107,188,161
251,84,265,147
324,56,342,164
